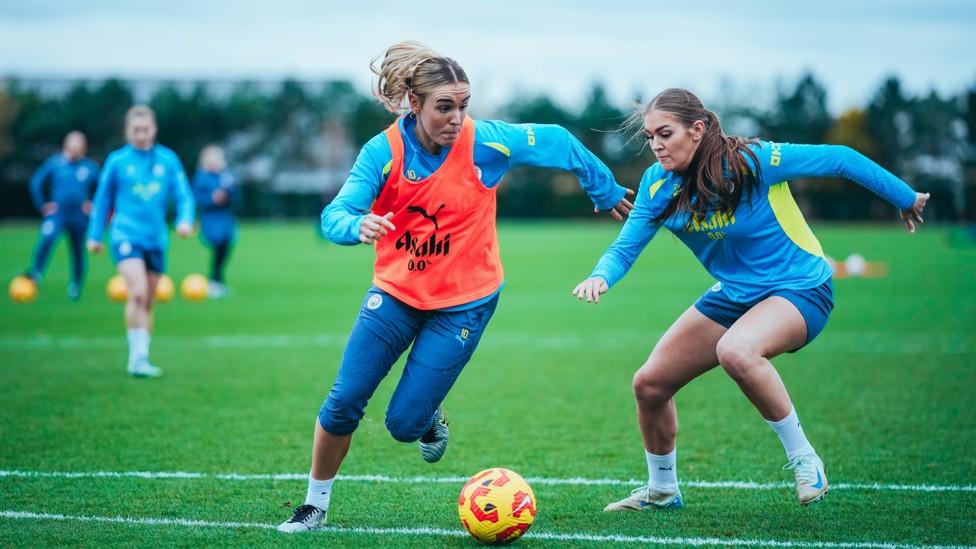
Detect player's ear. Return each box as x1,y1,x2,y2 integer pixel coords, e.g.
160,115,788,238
408,92,423,114
691,120,706,142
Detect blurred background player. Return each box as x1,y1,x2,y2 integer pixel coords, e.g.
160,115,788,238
86,105,195,378
192,144,240,298
277,40,634,533
573,88,929,510
24,131,100,300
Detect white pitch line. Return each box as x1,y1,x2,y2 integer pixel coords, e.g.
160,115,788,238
2,470,974,493
0,330,971,354
0,510,972,549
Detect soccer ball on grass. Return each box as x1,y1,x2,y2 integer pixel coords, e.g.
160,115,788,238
106,275,128,302
458,468,536,545
9,275,37,304
180,273,209,302
155,274,175,302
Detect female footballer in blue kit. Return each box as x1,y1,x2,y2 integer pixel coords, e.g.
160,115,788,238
573,88,929,509
278,40,634,533
25,131,100,300
86,105,195,378
192,145,240,298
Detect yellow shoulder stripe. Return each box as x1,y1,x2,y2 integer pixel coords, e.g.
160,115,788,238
648,178,668,199
381,160,393,178
483,142,511,156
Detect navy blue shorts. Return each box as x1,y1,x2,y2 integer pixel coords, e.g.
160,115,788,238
319,285,500,440
111,241,166,274
694,279,833,350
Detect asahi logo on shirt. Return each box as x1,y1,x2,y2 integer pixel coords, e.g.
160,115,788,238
396,203,451,271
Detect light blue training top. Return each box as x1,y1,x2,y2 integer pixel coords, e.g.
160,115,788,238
321,114,627,244
29,153,100,220
321,114,629,310
193,168,241,244
87,144,195,251
590,142,917,304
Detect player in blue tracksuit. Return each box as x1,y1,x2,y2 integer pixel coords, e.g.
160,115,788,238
25,131,100,300
278,40,634,534
86,105,195,378
192,145,241,298
573,88,929,510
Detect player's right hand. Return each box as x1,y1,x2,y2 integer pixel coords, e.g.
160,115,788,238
572,277,609,304
360,212,395,245
86,239,103,254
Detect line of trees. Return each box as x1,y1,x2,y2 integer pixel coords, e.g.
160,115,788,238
1,73,973,221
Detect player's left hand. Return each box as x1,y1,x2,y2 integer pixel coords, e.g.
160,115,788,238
596,189,635,221
176,222,193,238
900,192,930,233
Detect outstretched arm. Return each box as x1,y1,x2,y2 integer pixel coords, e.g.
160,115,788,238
492,121,632,217
572,169,664,303
756,143,920,213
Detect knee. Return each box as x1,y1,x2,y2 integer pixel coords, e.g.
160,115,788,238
715,337,755,382
632,366,673,408
128,288,151,309
318,395,361,437
385,412,428,443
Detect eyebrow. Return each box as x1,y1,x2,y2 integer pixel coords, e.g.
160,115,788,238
435,95,471,104
648,124,671,134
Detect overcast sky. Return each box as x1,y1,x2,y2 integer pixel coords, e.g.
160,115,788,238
2,0,975,115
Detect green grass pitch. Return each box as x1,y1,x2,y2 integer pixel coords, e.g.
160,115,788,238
1,220,974,548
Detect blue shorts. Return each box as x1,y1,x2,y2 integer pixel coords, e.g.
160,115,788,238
110,241,166,274
694,279,833,350
319,285,500,440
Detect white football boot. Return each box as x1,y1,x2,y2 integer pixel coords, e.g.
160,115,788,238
128,359,162,378
785,453,828,506
604,485,684,511
277,504,327,532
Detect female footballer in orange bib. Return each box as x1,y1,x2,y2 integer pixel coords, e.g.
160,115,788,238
278,40,634,532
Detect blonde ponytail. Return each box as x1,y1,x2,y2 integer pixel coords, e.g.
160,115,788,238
370,40,468,114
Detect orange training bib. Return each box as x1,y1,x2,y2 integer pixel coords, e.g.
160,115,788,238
371,117,503,310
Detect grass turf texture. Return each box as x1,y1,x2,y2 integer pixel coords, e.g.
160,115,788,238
1,220,974,548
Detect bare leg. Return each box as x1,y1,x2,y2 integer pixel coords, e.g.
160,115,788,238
118,259,158,330
715,296,808,421
279,418,348,531
310,418,352,480
716,296,828,505
634,306,727,454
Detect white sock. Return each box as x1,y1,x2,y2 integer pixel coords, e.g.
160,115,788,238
646,448,678,492
127,328,150,364
305,475,334,510
767,407,815,460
